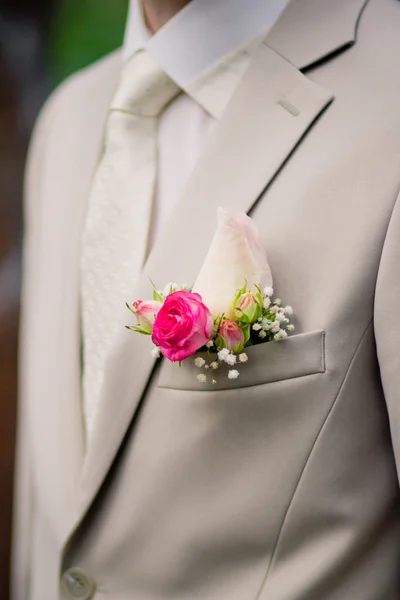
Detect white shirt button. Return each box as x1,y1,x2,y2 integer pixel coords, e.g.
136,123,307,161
61,568,96,599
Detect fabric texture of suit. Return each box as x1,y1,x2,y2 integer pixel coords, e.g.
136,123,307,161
12,0,400,598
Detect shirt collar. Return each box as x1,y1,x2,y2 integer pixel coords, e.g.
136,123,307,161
123,0,291,118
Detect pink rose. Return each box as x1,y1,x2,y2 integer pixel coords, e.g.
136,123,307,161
152,291,213,362
217,319,245,352
133,300,162,333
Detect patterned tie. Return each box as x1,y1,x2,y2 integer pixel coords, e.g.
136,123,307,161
80,50,180,443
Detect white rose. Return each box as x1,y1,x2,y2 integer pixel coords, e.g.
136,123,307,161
193,207,272,318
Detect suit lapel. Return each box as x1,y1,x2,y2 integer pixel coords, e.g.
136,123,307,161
266,0,369,70
76,0,369,529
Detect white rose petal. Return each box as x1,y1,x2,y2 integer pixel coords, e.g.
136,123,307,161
197,373,207,383
228,369,240,379
194,357,206,368
193,208,273,318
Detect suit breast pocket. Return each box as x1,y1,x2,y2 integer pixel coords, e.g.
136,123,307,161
157,329,326,391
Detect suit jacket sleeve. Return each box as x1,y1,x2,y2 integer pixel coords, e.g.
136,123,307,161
11,94,56,600
374,188,400,482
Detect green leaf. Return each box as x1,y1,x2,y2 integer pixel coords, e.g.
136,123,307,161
149,278,165,303
126,325,152,335
125,302,136,316
152,289,165,303
214,332,226,351
213,313,225,337
236,309,251,325
233,284,247,307
233,343,245,354
241,323,251,344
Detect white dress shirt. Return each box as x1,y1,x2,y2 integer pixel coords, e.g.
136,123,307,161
123,0,291,246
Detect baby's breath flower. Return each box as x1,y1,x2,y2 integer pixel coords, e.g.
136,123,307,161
287,324,295,332
218,348,230,361
194,357,206,368
228,369,240,380
275,312,287,323
261,318,273,330
274,298,282,306
284,305,293,315
225,353,237,366
263,297,271,310
212,379,217,385
271,321,280,333
274,329,288,341
269,306,279,314
259,330,267,339
206,340,214,349
151,347,161,358
197,373,207,383
239,353,248,363
252,323,262,331
205,365,210,370
210,361,219,370
263,286,274,297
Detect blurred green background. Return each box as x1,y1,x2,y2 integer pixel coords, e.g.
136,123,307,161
50,0,129,82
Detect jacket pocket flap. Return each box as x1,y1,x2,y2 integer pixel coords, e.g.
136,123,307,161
157,330,326,391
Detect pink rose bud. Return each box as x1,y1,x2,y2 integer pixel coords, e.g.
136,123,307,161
234,292,262,323
133,300,163,333
217,319,245,352
152,291,213,362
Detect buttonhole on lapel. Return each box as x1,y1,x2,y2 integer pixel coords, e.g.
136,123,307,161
277,98,300,116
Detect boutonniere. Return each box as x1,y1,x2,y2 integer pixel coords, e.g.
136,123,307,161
126,208,294,383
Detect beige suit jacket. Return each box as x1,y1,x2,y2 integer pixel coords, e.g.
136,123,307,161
12,0,400,598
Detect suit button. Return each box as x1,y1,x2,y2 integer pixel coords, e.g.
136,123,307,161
61,568,96,599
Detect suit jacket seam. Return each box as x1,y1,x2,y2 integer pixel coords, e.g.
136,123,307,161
255,318,373,599
373,185,400,317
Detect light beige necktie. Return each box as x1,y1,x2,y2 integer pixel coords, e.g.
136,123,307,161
80,50,180,443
